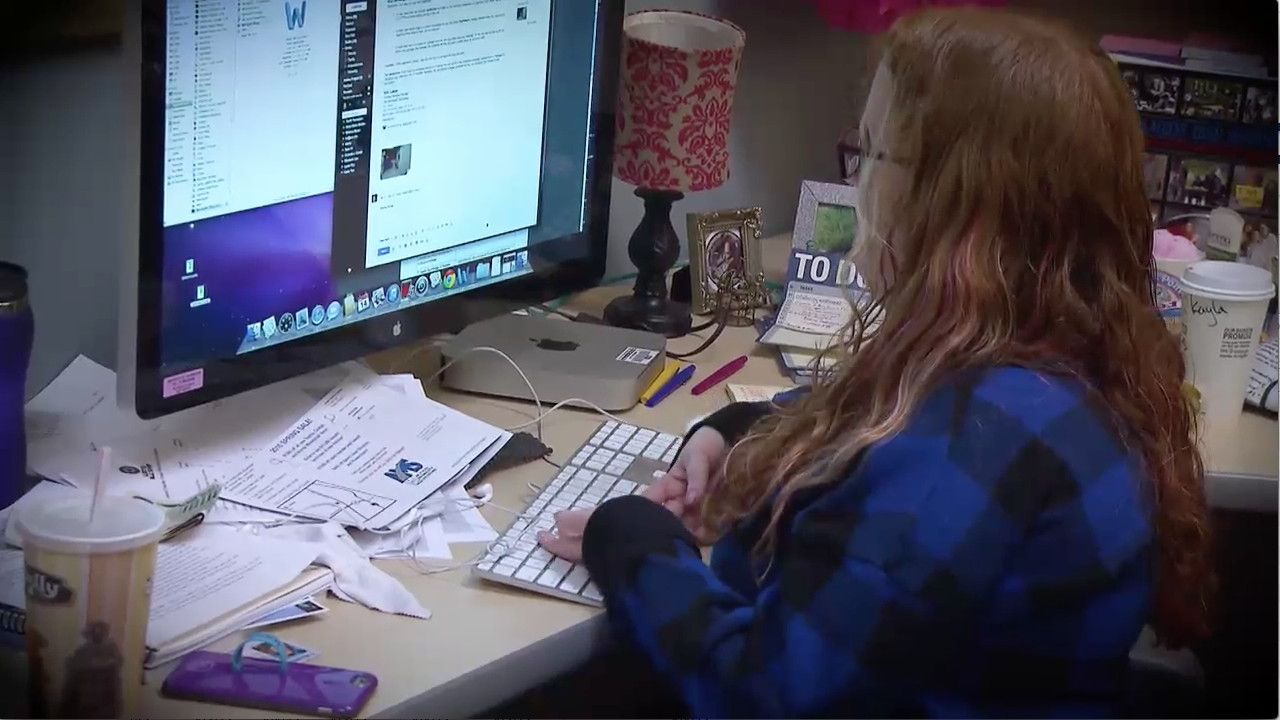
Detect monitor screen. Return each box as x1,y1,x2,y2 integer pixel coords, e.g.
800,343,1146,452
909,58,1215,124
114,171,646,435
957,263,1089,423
133,0,617,414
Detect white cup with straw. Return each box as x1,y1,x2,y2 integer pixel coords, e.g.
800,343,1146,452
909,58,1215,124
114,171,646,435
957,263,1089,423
1178,260,1276,427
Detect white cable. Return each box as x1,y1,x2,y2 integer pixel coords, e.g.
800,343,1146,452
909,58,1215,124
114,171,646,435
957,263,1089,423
419,343,630,439
502,397,629,432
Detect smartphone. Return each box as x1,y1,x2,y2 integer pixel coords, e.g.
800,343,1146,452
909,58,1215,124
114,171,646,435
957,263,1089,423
161,651,378,718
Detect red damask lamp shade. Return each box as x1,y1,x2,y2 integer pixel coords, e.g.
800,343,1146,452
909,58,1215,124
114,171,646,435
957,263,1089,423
603,11,745,337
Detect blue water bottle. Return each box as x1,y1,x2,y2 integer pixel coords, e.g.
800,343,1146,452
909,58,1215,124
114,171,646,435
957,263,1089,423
0,261,33,510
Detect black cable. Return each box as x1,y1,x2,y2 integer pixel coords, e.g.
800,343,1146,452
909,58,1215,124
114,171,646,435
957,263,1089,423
667,311,730,360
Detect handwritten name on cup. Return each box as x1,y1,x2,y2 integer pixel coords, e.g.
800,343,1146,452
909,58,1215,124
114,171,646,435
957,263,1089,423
1186,296,1229,328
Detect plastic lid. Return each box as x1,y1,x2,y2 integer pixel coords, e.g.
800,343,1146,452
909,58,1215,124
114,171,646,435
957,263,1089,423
1180,261,1275,301
17,495,166,555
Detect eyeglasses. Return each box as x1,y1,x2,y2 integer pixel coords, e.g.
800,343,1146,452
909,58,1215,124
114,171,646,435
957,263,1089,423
836,127,897,185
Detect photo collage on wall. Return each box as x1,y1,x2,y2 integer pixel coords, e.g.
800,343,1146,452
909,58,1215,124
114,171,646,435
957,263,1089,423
1123,62,1278,233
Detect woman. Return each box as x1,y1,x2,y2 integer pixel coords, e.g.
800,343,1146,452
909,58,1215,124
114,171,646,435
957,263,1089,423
539,8,1212,717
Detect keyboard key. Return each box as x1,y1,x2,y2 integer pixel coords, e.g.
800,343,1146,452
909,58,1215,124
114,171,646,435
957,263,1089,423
515,565,543,582
536,565,565,587
561,566,590,593
614,479,637,494
582,582,603,602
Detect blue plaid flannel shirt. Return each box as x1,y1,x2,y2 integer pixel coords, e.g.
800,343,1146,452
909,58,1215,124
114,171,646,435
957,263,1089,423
580,366,1153,718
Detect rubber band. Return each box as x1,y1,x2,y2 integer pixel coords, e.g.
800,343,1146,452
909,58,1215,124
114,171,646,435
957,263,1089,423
231,632,290,674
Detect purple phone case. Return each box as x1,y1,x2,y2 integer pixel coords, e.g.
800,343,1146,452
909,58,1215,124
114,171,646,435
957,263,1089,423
161,651,378,718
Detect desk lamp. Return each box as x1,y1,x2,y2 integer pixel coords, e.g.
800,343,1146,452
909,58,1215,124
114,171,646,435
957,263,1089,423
603,10,745,338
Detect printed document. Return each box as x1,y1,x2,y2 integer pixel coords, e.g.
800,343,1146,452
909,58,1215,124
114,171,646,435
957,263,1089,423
218,381,504,530
1245,337,1278,412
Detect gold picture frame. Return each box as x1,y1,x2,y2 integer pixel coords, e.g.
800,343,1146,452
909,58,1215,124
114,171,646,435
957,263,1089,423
685,207,764,316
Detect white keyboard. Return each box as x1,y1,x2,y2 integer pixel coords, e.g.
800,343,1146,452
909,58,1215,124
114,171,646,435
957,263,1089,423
472,420,683,606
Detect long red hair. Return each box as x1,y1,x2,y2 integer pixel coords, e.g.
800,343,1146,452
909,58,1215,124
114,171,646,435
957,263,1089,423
705,8,1213,647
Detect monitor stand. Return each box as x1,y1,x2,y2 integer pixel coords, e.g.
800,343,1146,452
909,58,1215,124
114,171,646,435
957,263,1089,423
439,314,667,412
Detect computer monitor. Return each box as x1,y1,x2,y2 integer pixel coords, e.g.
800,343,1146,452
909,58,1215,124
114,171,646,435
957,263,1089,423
119,0,623,419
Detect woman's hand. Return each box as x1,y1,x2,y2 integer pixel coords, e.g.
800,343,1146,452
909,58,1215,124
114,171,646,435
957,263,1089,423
537,428,729,562
537,508,593,563
667,426,728,504
535,478,682,563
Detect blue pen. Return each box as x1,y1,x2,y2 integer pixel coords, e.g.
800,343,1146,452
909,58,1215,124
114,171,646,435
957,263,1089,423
645,364,696,407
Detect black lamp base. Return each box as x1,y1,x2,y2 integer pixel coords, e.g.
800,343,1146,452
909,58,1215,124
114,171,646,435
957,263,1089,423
603,294,693,337
605,187,692,339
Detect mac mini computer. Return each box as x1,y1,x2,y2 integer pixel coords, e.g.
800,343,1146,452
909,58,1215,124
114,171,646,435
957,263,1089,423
440,314,667,411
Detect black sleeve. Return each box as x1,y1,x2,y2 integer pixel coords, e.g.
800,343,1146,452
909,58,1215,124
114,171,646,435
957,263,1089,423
675,387,810,466
686,401,772,447
581,494,698,595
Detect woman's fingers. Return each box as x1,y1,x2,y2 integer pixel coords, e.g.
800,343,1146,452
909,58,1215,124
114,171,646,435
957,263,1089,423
642,474,687,505
553,509,590,537
536,530,583,562
683,450,711,503
536,509,592,562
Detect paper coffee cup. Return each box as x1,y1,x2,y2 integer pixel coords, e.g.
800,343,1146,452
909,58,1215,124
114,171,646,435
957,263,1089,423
1205,207,1246,261
1179,261,1275,425
16,495,165,719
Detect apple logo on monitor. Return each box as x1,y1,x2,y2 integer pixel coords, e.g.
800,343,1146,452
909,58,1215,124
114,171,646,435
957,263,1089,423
392,321,402,337
532,337,577,352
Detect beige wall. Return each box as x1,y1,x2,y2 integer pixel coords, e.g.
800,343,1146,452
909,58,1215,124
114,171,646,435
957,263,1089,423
605,0,1277,277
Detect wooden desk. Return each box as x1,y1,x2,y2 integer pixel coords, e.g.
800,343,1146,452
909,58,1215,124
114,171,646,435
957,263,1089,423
25,233,1274,719
131,288,786,719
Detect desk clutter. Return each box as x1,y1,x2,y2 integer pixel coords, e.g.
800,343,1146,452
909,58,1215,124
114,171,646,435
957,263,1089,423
751,181,876,382
0,354,562,710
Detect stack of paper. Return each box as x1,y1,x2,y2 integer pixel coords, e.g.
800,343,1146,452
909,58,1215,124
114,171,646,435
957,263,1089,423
5,355,515,664
22,357,507,533
1,526,332,668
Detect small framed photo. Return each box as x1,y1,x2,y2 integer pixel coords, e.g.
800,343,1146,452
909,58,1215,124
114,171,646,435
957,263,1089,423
792,180,858,254
685,207,764,316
